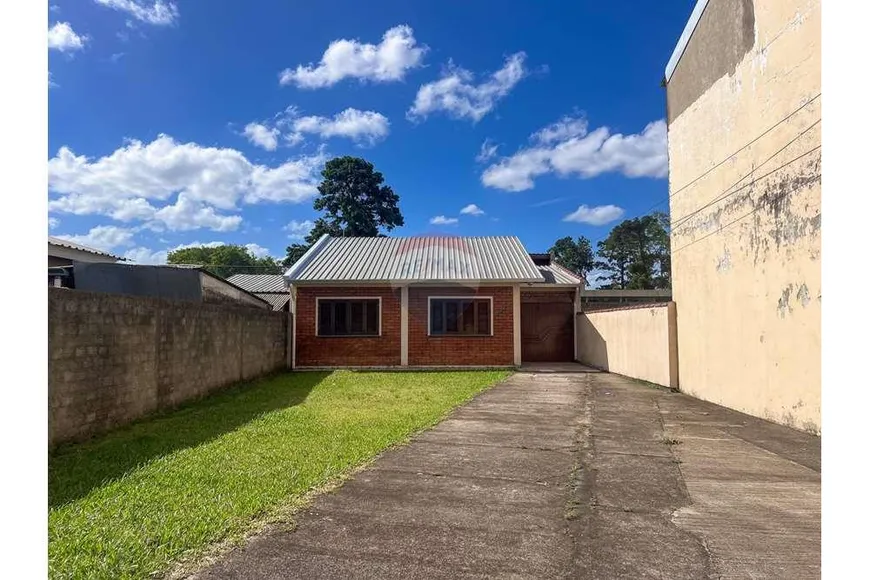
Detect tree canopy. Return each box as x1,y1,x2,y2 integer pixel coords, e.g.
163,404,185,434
167,245,281,279
548,236,595,279
283,156,404,267
594,212,671,289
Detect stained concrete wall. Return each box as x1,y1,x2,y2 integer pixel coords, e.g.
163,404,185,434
576,303,679,389
666,0,820,432
49,288,288,446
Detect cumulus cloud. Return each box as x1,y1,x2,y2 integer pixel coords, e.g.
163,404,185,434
48,217,60,230
48,22,88,52
475,139,499,163
460,204,485,216
408,52,527,122
47,134,325,232
123,240,222,265
244,243,272,258
429,215,459,225
288,108,390,146
562,204,625,226
243,122,280,151
55,225,136,253
481,117,668,191
93,0,179,26
279,25,426,89
284,219,314,240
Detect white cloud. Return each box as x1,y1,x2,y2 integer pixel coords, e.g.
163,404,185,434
562,204,625,226
123,240,223,265
430,215,459,225
94,0,179,26
284,219,314,240
48,134,325,231
49,217,60,230
243,122,280,151
288,108,390,146
245,243,272,259
110,52,126,63
475,139,499,163
50,4,61,12
460,204,485,216
279,25,426,89
55,225,136,253
48,22,88,52
481,118,668,191
49,71,59,89
152,193,242,232
408,52,527,123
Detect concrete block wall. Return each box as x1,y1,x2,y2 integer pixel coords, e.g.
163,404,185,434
576,302,679,389
48,288,288,446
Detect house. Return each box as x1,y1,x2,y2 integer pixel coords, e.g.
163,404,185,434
49,236,123,267
284,235,585,369
60,261,270,310
226,274,292,312
663,0,820,431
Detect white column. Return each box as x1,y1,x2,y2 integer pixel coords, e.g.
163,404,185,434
513,285,522,366
400,286,409,366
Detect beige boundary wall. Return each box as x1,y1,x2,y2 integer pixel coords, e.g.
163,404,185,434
49,288,290,447
666,0,820,433
576,303,679,389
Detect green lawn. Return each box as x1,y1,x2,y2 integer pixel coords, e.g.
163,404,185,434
49,370,510,579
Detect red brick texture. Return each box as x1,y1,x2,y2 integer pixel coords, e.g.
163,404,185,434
408,286,514,366
294,286,401,367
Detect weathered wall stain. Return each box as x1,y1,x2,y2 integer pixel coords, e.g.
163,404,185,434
777,284,793,318
796,283,811,307
716,247,732,272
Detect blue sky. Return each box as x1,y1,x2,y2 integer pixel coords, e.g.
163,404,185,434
47,0,694,265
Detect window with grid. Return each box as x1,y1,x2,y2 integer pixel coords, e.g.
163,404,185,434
429,298,492,336
317,299,380,336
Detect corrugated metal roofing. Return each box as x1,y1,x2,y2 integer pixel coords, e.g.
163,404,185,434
286,235,545,283
536,263,585,286
227,274,288,293
256,293,292,311
48,235,122,260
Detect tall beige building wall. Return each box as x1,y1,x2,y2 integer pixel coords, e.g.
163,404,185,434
665,0,820,433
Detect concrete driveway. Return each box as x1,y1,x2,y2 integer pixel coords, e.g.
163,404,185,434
193,368,820,579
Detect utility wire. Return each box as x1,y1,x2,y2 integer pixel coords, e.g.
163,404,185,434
639,92,821,216
670,150,822,255
669,118,821,234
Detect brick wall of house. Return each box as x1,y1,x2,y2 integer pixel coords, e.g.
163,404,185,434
408,286,514,366
294,286,402,367
48,288,287,447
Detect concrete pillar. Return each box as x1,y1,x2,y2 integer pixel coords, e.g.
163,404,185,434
574,287,581,362
400,286,409,366
513,285,522,366
290,286,297,370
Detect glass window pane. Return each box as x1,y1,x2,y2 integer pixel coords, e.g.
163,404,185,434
462,300,475,334
334,302,348,335
477,300,490,334
318,301,332,335
445,301,458,332
350,301,364,334
431,300,443,333
366,300,379,334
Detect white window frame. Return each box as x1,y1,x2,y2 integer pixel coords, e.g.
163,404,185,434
427,296,494,337
315,296,383,337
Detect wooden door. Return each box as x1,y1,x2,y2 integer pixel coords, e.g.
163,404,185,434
521,302,574,362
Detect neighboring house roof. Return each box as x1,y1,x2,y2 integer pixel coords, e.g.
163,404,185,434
226,274,288,293
257,293,292,311
285,235,546,284
536,263,586,286
48,235,123,260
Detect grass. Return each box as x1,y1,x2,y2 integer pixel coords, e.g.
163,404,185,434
49,369,510,579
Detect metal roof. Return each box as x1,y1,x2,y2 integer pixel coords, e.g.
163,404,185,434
286,235,546,284
256,293,292,311
664,0,709,83
536,263,585,286
227,274,288,293
48,235,123,260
